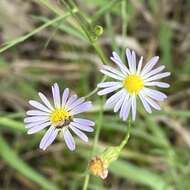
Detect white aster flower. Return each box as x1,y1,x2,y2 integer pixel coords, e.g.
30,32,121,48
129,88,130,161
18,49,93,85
97,48,170,121
24,83,94,151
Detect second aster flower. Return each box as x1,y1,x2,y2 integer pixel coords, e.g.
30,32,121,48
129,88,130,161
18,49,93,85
24,83,94,151
97,48,170,121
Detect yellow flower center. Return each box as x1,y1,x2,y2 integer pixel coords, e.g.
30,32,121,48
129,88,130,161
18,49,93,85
123,74,144,94
50,108,70,127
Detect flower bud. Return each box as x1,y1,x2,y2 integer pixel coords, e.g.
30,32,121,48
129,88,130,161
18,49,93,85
89,146,121,179
89,156,108,179
101,146,121,166
94,25,104,37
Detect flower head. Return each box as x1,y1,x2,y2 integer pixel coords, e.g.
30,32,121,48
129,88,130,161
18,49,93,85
89,156,108,179
24,83,94,151
97,48,170,121
89,146,122,179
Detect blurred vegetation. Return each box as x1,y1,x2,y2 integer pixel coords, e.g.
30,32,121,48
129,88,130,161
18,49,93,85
0,0,190,189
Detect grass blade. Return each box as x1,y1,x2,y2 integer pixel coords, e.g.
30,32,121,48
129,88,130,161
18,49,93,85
0,117,25,133
159,22,173,70
0,13,71,53
110,159,170,190
0,134,60,190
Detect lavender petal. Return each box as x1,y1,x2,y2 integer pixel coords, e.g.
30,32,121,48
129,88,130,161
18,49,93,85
141,56,159,76
27,122,51,134
73,118,95,126
70,101,92,115
29,100,51,113
70,122,94,132
62,88,69,107
38,92,54,111
69,125,88,142
138,92,152,113
97,84,122,96
24,116,49,123
65,95,78,110
26,110,49,116
63,128,75,151
52,83,61,108
39,126,57,150
67,97,85,111
100,69,124,81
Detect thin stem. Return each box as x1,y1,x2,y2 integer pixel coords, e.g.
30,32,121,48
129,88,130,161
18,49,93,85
119,120,131,150
92,0,122,23
92,42,108,65
0,14,71,53
82,174,90,190
61,0,109,65
60,0,92,42
93,98,104,149
37,0,66,16
82,97,104,190
105,13,119,53
121,0,128,60
84,76,107,99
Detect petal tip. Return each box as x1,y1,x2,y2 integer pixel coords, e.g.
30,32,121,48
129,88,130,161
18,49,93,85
27,131,32,135
53,82,58,86
28,100,33,104
126,48,131,52
39,145,46,151
68,145,76,151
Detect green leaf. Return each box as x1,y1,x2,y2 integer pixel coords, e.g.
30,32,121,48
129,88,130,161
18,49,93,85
159,22,173,70
0,135,60,190
145,116,169,147
92,0,122,22
182,54,190,74
33,16,87,41
110,160,170,190
0,13,71,53
0,117,26,133
157,110,190,118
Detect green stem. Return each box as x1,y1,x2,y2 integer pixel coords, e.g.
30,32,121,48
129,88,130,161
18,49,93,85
61,0,109,64
0,13,72,53
93,98,104,149
60,0,93,42
60,1,110,101
82,174,90,190
92,42,108,65
121,0,128,60
82,97,104,190
85,76,107,99
119,120,131,151
105,13,119,53
92,0,122,23
37,0,66,16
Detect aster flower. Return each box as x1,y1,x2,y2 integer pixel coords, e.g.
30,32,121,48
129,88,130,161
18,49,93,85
97,48,170,121
24,83,94,151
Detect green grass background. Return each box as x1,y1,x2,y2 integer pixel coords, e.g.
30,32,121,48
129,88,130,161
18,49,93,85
0,0,190,189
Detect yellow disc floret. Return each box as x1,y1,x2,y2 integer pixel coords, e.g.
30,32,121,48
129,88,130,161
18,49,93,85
50,108,70,126
123,74,144,94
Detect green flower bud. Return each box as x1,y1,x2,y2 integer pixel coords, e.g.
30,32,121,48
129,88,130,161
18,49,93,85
101,146,121,166
89,146,121,179
94,25,104,37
